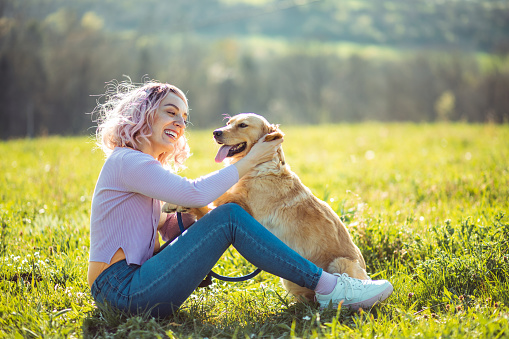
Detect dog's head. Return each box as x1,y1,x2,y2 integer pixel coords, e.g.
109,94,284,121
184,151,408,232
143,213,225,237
213,113,284,164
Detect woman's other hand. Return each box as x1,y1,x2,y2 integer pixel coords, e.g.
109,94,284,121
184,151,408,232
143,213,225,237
234,134,283,178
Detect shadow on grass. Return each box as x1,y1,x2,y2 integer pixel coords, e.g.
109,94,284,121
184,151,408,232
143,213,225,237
82,296,375,339
82,302,170,338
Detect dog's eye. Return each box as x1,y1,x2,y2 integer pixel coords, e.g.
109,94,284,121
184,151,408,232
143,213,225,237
239,123,248,128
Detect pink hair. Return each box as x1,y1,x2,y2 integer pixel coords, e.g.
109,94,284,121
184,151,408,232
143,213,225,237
94,80,191,171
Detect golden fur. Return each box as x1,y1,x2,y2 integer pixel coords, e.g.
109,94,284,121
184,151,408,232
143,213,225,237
206,113,369,300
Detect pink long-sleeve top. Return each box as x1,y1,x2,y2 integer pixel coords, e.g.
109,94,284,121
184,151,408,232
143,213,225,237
89,147,239,265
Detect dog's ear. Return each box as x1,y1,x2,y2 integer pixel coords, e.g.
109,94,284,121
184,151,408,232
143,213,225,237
264,124,284,141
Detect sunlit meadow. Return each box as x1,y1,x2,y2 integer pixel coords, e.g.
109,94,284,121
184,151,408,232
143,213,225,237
1,123,508,338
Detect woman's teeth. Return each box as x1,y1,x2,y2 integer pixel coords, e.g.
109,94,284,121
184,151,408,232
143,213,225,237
165,130,177,139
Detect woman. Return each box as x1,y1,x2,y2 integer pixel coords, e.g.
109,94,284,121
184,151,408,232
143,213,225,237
88,81,393,318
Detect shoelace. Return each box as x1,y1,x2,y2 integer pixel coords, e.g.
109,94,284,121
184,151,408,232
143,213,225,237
336,273,364,301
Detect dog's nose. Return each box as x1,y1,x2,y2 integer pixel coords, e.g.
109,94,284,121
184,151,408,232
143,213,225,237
213,130,222,137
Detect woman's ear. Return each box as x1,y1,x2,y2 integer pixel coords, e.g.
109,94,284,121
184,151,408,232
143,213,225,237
265,125,284,141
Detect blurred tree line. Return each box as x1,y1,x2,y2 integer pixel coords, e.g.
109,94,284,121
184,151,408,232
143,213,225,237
1,0,508,138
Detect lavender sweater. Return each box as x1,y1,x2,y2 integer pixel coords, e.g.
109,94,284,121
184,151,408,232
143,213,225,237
89,147,239,265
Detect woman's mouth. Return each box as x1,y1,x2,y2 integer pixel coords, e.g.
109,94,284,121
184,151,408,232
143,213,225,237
164,130,178,140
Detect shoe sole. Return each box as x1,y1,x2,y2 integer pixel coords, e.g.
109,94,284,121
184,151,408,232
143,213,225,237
342,284,394,311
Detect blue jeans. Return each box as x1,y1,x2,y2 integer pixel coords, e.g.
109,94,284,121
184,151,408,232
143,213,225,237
91,203,322,318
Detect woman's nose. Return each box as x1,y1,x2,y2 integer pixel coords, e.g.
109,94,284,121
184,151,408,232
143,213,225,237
173,114,185,127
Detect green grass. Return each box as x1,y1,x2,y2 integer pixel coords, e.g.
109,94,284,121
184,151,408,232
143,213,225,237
1,123,508,338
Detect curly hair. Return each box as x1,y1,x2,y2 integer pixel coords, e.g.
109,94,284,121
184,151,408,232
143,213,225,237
93,79,191,171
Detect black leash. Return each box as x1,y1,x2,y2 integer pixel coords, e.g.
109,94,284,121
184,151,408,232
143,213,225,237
176,212,262,287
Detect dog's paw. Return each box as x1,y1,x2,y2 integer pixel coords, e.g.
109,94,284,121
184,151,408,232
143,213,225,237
161,203,190,213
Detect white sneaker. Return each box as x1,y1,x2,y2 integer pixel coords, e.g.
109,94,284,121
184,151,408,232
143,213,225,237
315,273,393,310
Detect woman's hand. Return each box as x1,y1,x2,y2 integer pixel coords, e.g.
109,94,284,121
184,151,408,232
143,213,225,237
233,134,283,178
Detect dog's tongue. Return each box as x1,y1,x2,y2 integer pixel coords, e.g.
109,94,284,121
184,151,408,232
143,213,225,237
215,145,232,163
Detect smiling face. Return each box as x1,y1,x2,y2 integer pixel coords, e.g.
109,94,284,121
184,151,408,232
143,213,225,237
142,92,188,159
213,113,279,163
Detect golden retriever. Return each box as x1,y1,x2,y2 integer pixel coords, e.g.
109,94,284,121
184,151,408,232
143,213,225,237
206,113,369,300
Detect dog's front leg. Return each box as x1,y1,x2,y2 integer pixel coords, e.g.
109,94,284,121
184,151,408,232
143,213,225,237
161,202,210,220
213,192,252,216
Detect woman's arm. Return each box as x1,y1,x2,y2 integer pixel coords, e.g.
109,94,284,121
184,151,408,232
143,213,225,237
120,136,282,207
121,152,239,207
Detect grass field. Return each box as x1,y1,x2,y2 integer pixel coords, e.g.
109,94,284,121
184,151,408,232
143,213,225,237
1,123,508,338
